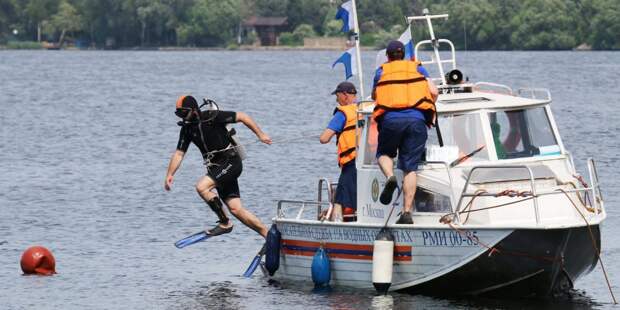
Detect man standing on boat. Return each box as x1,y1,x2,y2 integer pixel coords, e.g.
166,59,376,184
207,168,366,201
320,82,359,222
371,40,438,224
164,95,272,238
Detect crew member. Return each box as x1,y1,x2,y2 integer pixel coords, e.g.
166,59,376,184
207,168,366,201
371,40,438,224
164,95,272,237
320,82,359,222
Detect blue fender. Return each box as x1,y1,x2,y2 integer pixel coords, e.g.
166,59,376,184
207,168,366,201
311,246,331,287
265,224,281,276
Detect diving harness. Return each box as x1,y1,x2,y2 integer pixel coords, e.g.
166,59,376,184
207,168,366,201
177,98,247,169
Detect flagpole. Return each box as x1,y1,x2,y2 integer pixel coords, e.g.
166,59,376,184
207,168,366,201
351,0,364,99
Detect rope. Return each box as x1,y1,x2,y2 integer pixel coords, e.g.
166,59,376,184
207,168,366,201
556,188,617,304
439,185,614,301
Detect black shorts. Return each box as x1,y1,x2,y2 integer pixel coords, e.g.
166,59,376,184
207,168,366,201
206,155,242,200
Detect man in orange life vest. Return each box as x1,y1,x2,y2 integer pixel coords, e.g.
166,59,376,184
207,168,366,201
371,40,438,224
320,82,358,222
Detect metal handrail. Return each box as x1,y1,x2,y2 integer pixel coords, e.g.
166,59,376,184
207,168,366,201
317,178,335,220
473,82,513,95
277,200,332,220
414,38,456,85
455,165,540,224
588,158,603,213
517,88,552,101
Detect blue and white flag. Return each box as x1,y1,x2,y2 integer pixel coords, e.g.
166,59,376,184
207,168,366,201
375,26,416,68
399,26,415,60
335,0,354,33
332,46,357,80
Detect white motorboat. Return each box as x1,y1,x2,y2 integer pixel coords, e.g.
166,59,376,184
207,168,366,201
268,10,606,297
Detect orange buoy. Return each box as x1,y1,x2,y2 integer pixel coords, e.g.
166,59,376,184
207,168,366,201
20,246,56,275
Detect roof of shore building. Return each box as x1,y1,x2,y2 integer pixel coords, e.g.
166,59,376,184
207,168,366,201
243,16,288,27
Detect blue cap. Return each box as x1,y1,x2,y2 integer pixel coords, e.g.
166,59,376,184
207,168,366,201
331,81,357,95
386,40,404,53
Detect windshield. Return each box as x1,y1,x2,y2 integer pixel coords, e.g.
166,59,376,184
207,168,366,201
488,107,559,159
363,113,489,166
426,113,489,164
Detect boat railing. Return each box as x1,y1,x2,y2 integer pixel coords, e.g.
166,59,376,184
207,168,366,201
517,88,552,101
473,82,513,95
453,163,604,224
277,200,333,221
455,165,540,224
317,178,336,219
588,157,604,213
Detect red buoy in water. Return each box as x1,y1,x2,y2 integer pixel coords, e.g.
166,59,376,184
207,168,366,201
20,246,56,275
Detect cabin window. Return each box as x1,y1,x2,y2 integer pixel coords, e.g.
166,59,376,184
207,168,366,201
426,113,489,164
488,107,559,159
414,187,451,213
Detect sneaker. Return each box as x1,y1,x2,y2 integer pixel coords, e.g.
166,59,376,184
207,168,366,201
380,176,398,205
396,212,414,224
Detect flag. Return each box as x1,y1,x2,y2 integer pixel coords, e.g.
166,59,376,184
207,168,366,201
375,26,416,68
335,0,354,33
399,26,415,60
332,47,357,80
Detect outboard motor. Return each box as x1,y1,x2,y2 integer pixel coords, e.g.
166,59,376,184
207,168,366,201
265,224,281,276
372,228,394,294
311,245,331,287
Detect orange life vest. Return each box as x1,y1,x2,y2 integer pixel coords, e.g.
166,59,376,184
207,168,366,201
373,60,436,126
335,104,358,167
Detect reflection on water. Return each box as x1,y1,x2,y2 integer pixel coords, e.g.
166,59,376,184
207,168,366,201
168,281,243,310
1,50,619,309
370,295,394,310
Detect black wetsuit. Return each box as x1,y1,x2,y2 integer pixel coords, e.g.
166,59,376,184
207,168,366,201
176,110,242,200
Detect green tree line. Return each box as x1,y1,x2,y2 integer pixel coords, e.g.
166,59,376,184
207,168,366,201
0,0,618,49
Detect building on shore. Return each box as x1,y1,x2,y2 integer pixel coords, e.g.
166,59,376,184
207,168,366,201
242,16,288,46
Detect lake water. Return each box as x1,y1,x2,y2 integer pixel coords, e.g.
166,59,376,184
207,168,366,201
1,50,619,309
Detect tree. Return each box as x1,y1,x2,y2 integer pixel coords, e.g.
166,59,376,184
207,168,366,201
0,0,18,42
255,0,287,16
136,0,174,46
357,0,404,32
44,0,82,46
178,0,241,46
23,0,59,41
510,0,577,50
590,0,620,49
286,0,330,34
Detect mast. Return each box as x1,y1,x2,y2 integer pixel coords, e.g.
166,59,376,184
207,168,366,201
351,0,365,99
408,9,450,85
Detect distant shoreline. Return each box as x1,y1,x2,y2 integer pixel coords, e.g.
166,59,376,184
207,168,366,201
0,44,372,51
1,44,615,52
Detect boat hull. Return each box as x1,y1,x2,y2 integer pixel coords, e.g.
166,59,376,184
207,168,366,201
274,221,600,297
409,225,600,297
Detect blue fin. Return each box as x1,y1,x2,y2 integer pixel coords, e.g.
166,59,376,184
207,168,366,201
242,243,267,277
175,231,209,249
243,255,261,278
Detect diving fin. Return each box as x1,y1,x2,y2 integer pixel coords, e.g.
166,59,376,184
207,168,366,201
242,243,267,278
174,231,210,249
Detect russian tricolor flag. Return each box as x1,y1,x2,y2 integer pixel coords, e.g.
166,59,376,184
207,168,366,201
335,0,355,33
332,46,357,80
